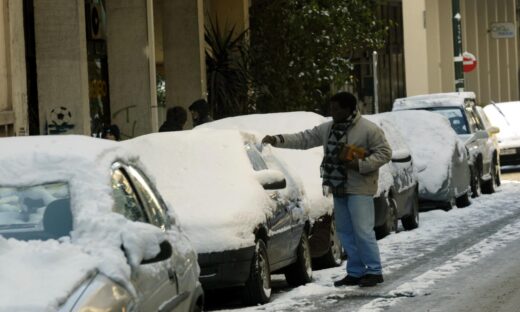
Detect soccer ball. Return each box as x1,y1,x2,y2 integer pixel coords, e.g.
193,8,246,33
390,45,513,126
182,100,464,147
49,106,73,127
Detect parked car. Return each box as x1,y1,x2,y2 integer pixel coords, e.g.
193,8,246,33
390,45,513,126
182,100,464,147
393,92,500,196
476,105,501,186
484,101,520,166
0,135,203,312
199,111,419,245
380,110,471,210
124,130,312,305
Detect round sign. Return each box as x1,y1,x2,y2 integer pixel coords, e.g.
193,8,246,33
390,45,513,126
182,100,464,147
463,52,477,73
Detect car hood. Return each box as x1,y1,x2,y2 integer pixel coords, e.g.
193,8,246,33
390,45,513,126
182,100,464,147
0,237,98,311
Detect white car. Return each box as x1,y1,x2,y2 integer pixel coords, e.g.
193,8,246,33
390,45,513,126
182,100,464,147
124,129,312,305
394,92,500,196
381,110,471,210
199,111,419,244
484,101,520,166
0,136,203,312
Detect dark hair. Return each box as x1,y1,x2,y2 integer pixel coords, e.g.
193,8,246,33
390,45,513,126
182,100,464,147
330,92,357,111
166,106,187,125
189,99,210,116
102,124,121,141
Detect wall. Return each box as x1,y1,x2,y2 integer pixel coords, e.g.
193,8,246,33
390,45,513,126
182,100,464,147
402,0,429,96
34,0,90,135
460,0,518,104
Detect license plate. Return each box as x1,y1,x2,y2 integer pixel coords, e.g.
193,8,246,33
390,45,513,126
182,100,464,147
501,148,518,156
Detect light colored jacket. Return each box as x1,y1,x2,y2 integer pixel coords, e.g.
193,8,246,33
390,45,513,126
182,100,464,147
273,114,392,196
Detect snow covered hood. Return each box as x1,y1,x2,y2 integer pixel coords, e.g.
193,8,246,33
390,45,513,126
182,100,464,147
123,129,299,253
393,92,476,111
0,135,168,311
484,102,520,148
376,111,466,195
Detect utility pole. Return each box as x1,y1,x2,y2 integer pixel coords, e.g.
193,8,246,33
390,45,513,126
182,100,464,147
372,51,379,114
452,0,464,92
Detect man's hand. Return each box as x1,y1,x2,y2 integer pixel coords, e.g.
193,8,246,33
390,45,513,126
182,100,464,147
262,135,277,146
346,160,359,172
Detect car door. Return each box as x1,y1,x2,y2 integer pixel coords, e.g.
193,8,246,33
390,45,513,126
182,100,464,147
110,164,180,312
466,101,492,175
245,144,294,265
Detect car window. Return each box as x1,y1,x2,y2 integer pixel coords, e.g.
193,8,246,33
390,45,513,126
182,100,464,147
126,166,171,230
245,144,268,171
427,107,469,134
111,168,147,223
0,182,71,240
465,106,482,132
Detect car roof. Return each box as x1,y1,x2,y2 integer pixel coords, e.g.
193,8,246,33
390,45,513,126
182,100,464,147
393,92,476,111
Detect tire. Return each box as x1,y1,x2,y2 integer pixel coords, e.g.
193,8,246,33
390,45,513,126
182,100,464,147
284,232,313,286
242,240,271,305
455,192,471,208
470,165,481,198
481,161,497,194
313,220,343,269
401,189,419,230
374,195,397,240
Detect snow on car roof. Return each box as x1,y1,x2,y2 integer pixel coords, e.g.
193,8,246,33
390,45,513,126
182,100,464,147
393,92,476,111
124,129,287,253
0,135,168,310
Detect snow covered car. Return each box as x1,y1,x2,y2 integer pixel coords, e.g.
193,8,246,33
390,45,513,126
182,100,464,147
199,111,419,248
393,92,500,196
484,101,520,166
381,110,471,210
0,136,203,312
124,130,312,305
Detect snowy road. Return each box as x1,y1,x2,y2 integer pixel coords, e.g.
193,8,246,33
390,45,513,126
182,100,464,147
206,167,520,312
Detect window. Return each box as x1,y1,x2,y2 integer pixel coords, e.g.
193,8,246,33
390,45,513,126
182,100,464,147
427,107,469,135
245,144,268,171
111,169,146,223
126,166,170,230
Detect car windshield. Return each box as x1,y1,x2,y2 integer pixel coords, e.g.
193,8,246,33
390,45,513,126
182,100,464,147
0,182,71,240
424,107,469,135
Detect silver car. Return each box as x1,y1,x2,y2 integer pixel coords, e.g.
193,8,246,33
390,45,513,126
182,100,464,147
0,136,203,312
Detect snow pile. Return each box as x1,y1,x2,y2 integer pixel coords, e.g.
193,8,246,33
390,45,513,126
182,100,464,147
393,92,475,111
0,135,170,310
124,129,299,253
484,102,520,148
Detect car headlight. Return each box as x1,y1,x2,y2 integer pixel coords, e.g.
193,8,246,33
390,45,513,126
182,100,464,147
60,274,134,312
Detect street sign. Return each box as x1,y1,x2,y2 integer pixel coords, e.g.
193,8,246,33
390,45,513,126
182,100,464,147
463,52,477,73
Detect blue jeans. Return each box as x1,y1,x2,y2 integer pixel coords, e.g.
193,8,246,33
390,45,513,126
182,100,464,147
333,195,382,277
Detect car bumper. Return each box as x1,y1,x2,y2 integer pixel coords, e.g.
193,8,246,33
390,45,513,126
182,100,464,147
198,246,255,289
500,147,520,166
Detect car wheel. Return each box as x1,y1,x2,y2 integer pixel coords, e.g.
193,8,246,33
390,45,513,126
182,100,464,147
495,158,501,187
284,232,313,286
313,220,343,269
401,188,419,230
470,165,481,198
481,161,497,194
243,240,271,305
455,192,471,208
375,195,397,239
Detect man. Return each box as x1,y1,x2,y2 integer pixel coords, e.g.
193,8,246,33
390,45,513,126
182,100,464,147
189,99,213,127
262,92,391,287
159,106,187,132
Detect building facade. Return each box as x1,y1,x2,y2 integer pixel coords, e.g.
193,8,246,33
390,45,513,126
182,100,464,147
402,0,519,105
0,0,249,138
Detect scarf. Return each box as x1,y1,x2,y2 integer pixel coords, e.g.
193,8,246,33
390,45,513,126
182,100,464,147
321,110,358,196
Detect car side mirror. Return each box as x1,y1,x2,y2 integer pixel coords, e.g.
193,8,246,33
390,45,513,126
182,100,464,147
474,130,489,140
141,240,173,265
254,169,287,190
488,126,500,135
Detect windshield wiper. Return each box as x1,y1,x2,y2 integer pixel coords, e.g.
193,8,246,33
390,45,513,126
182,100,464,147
491,101,510,126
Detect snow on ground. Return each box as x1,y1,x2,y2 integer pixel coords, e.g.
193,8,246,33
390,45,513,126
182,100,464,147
215,180,520,312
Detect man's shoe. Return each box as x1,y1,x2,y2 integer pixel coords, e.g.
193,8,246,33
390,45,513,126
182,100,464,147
359,274,384,287
334,275,361,287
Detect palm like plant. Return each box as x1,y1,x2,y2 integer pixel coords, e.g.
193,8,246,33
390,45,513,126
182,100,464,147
205,19,250,119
